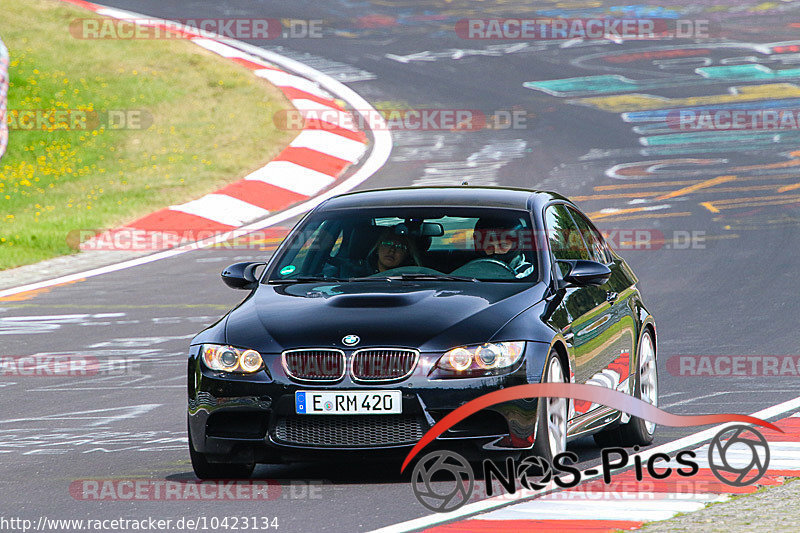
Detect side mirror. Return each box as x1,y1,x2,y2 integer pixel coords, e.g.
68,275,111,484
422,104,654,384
221,262,266,290
559,260,611,287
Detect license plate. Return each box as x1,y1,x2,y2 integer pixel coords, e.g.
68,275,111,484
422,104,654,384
295,390,402,415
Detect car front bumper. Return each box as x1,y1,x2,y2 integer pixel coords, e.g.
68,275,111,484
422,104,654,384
187,343,549,463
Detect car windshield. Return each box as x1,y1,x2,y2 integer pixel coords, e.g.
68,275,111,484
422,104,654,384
265,207,539,283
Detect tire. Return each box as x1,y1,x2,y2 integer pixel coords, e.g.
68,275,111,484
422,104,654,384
531,353,568,462
188,419,255,480
594,329,658,448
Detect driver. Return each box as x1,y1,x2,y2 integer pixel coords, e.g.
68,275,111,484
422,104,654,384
368,228,420,273
472,216,535,279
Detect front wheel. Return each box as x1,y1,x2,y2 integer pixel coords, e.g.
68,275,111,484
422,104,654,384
594,329,658,447
531,353,568,462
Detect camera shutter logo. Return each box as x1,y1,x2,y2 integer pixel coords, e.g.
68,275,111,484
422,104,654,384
411,450,474,512
517,455,553,490
708,425,770,486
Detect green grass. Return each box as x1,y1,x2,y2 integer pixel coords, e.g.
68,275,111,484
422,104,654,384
0,0,295,269
633,478,800,531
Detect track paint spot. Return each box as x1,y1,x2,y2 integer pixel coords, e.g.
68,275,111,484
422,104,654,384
623,98,800,124
577,84,800,112
655,175,737,200
641,130,800,147
525,66,800,98
605,158,726,179
699,194,800,211
589,205,672,219
0,279,85,302
594,212,693,222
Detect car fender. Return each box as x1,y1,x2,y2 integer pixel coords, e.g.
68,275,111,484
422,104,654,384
190,314,229,347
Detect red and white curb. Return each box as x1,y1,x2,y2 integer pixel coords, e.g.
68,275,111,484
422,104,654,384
428,413,800,532
372,397,800,533
0,4,390,299
59,0,368,244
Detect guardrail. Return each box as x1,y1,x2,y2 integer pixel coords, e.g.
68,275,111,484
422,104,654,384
0,35,9,161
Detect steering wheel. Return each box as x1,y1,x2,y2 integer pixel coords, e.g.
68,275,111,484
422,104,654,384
465,257,514,271
453,257,515,277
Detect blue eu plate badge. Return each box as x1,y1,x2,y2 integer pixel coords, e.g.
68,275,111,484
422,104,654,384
295,391,306,413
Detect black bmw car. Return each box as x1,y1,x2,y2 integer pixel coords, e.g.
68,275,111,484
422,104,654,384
187,187,658,478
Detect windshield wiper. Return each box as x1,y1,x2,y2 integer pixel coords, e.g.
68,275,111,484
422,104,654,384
348,273,478,282
392,273,479,282
268,276,345,284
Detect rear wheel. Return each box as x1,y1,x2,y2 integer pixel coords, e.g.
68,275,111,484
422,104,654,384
594,329,658,447
188,419,255,480
531,353,568,462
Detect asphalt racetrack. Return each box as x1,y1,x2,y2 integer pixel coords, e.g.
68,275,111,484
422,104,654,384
3,1,800,531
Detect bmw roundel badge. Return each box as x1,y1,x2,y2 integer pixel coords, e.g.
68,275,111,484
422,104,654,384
342,334,360,347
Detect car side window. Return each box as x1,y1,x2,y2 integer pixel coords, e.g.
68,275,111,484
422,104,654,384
288,220,341,274
567,207,611,265
289,224,324,268
544,203,591,277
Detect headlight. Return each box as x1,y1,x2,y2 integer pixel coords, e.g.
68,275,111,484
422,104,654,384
436,341,525,376
201,344,264,373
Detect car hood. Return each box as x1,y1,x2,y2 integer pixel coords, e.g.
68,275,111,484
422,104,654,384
224,281,548,352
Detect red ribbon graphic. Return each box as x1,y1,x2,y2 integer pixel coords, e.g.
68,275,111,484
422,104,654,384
401,383,782,472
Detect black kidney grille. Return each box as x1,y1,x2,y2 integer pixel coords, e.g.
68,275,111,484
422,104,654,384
283,350,345,381
274,415,424,447
351,349,417,381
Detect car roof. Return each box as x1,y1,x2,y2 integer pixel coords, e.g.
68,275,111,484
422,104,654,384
318,186,569,211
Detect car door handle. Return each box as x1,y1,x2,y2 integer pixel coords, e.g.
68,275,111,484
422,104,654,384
606,292,618,303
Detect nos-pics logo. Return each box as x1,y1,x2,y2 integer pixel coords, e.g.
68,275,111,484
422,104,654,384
411,425,770,512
